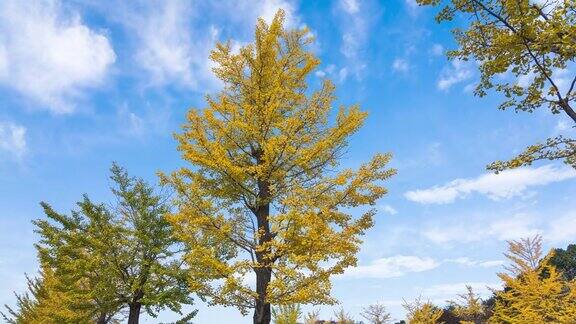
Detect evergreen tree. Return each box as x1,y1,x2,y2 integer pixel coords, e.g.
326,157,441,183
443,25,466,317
550,244,576,281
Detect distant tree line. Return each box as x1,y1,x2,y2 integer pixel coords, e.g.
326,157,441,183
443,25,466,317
269,236,576,323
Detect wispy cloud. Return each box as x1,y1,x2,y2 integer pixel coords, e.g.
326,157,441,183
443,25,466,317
404,0,421,16
112,0,299,90
405,165,576,204
257,0,299,25
437,59,474,91
420,210,576,245
445,257,504,268
547,213,576,242
392,58,410,73
315,64,349,84
420,282,502,298
0,0,116,114
337,0,375,79
0,121,26,159
341,255,439,279
118,1,219,90
379,204,398,215
430,43,444,56
340,255,503,280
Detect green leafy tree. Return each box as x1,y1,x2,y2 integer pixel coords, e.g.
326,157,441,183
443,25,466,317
550,244,576,281
417,0,576,170
32,163,195,324
161,9,395,324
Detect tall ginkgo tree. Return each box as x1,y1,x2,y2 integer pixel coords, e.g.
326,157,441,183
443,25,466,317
161,10,395,324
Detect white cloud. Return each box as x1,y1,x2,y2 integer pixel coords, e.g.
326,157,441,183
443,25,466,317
517,71,535,88
117,104,145,137
379,204,398,215
552,67,576,95
0,121,26,158
404,0,420,16
341,0,360,14
258,0,298,25
342,255,439,279
554,120,571,133
337,0,370,79
437,59,473,91
221,0,299,28
405,165,576,204
392,58,410,73
445,257,504,268
422,213,548,244
315,64,334,78
547,213,576,242
116,0,299,90
120,1,219,90
421,282,502,298
463,83,476,93
419,211,576,245
0,45,7,78
426,142,445,166
488,213,541,240
341,29,363,61
315,64,351,83
0,0,116,113
430,43,444,56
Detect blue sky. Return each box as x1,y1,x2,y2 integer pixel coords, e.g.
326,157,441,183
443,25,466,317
1,0,575,322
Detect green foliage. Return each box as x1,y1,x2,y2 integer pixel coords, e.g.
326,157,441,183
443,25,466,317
6,163,196,323
2,273,45,324
550,244,576,281
487,136,576,171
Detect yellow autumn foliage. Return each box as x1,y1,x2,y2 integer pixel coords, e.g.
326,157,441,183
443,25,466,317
490,236,576,323
161,9,395,321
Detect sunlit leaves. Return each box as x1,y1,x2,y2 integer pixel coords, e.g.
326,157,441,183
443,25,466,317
162,9,395,316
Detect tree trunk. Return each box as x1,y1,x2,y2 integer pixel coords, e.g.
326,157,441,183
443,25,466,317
253,176,273,324
559,100,576,124
253,267,272,324
96,313,108,324
127,302,142,324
